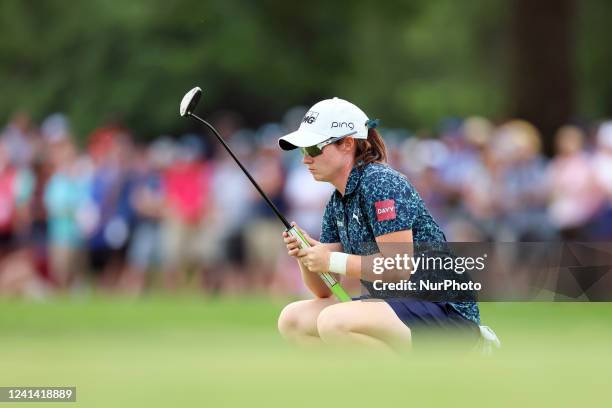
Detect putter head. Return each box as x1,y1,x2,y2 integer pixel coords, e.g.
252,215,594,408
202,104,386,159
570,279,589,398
179,86,202,117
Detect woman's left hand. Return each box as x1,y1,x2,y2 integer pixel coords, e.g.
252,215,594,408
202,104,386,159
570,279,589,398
297,245,331,274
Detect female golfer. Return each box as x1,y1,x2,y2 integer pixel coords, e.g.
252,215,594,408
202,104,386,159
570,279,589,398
277,97,481,351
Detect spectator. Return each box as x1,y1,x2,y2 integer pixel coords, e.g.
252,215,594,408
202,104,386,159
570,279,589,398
85,131,136,288
547,125,605,240
495,120,555,241
0,141,18,259
207,130,253,293
120,141,167,294
243,138,287,293
161,134,214,290
44,133,90,289
2,112,35,168
589,121,612,239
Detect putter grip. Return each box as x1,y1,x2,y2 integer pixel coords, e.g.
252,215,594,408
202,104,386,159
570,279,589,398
286,226,351,302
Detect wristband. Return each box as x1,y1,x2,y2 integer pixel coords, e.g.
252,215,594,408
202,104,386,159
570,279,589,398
328,252,349,275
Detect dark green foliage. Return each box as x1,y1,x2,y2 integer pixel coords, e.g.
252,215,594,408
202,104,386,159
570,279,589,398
0,0,610,142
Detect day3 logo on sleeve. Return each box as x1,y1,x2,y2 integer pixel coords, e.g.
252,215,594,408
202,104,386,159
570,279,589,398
375,199,396,221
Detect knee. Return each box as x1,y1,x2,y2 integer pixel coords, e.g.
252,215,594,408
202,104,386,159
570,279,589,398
316,307,349,341
277,302,304,340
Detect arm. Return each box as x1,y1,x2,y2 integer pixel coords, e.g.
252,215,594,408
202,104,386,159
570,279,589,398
296,229,414,282
347,229,413,281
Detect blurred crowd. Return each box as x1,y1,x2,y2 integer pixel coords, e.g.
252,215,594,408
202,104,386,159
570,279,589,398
2,108,612,299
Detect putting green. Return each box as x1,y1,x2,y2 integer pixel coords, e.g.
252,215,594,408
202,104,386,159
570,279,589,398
1,297,611,407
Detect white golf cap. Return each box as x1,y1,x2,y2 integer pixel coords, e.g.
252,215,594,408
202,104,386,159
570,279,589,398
278,97,369,150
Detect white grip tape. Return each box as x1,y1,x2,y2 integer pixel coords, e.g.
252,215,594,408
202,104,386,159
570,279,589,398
288,228,309,248
329,252,349,275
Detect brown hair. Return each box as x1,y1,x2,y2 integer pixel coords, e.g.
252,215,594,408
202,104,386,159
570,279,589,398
353,128,387,166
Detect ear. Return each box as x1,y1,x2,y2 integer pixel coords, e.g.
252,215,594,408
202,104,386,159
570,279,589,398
341,137,356,153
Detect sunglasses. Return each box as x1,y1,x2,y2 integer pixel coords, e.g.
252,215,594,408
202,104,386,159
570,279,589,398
299,131,357,157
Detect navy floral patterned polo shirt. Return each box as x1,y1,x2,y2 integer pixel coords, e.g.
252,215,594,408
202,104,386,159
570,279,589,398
319,162,480,325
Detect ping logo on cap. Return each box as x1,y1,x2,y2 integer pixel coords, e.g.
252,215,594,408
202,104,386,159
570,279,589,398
331,121,354,130
302,111,319,124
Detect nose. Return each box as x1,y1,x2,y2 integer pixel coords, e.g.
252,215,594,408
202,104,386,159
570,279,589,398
302,154,314,164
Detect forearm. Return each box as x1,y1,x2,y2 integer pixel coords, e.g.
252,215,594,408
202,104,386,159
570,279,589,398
344,253,365,279
341,252,412,282
342,231,415,281
298,259,333,298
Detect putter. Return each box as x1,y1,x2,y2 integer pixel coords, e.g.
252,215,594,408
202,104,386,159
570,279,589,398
179,87,351,302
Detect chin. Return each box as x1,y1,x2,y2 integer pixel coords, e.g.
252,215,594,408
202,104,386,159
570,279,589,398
311,172,327,182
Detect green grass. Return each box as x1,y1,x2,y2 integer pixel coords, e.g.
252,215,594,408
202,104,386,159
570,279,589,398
1,297,611,407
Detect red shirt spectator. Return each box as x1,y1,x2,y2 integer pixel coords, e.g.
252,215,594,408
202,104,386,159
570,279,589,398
163,160,212,224
0,165,16,234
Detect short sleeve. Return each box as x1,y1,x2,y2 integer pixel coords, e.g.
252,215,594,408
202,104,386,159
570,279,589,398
319,197,340,244
361,171,418,237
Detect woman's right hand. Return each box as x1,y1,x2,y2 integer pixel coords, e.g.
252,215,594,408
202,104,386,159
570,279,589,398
282,222,319,258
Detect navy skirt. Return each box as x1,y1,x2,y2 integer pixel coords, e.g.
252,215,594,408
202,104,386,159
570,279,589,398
353,296,480,344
